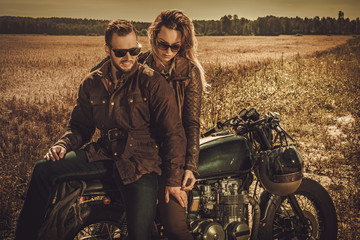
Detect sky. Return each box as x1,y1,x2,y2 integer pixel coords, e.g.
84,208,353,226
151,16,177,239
0,0,359,22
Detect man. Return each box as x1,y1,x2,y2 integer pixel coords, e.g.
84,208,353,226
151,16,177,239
15,19,187,240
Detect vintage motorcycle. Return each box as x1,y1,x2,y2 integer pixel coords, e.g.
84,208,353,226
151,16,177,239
55,108,337,240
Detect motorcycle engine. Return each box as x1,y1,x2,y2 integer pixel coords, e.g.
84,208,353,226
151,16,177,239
189,178,250,240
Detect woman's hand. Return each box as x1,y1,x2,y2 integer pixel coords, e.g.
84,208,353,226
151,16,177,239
181,169,196,191
165,186,188,207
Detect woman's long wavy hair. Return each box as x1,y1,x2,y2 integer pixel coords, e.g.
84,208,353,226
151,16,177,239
148,10,207,91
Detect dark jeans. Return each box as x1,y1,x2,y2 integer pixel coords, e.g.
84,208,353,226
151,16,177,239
15,150,158,240
115,170,158,240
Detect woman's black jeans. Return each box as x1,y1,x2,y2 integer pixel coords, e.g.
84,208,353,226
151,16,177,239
15,150,158,240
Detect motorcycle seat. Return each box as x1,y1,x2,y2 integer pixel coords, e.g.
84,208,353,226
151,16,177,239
83,178,118,192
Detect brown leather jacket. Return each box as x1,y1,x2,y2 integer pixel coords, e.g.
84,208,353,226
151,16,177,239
55,60,186,186
139,52,202,174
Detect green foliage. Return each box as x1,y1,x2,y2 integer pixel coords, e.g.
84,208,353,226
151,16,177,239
0,16,150,36
194,14,360,36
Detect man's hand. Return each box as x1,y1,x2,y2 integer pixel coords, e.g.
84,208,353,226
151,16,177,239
165,186,188,208
181,169,196,191
44,146,67,162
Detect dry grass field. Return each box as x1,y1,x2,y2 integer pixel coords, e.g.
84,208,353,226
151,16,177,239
0,34,359,239
196,35,352,66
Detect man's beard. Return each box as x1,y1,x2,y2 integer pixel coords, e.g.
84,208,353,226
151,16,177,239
110,54,134,73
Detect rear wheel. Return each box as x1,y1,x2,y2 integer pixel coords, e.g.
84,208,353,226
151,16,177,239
65,202,128,240
259,178,338,240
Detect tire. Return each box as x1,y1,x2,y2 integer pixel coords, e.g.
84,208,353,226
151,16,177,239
64,202,128,240
259,178,338,240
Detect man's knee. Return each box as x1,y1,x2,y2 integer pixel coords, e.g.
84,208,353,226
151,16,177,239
31,159,58,184
32,159,48,176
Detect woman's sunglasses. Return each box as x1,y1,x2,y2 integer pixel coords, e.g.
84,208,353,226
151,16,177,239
108,44,141,58
156,40,181,52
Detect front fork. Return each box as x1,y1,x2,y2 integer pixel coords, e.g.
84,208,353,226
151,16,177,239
287,194,311,235
259,192,310,237
288,194,308,225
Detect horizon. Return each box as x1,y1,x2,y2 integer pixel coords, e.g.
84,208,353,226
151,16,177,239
1,13,360,22
1,0,359,22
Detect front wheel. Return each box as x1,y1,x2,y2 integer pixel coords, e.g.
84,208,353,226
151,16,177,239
64,202,128,240
259,177,338,240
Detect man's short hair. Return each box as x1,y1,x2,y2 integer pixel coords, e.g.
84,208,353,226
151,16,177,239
105,19,136,46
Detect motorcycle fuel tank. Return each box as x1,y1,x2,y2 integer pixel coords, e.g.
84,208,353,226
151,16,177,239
198,134,252,178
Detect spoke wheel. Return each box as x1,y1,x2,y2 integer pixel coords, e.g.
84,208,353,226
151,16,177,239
272,196,321,239
74,221,124,240
65,203,128,240
259,178,337,240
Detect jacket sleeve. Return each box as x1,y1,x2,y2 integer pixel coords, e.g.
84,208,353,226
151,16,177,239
147,71,186,187
54,78,95,151
182,65,203,174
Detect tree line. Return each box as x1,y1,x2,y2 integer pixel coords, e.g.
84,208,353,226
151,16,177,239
1,11,359,36
209,11,360,35
0,17,150,36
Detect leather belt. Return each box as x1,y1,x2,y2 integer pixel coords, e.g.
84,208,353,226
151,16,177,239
101,128,127,142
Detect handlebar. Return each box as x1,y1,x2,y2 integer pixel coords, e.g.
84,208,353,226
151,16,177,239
201,109,294,142
201,127,217,138
275,124,295,142
201,121,222,138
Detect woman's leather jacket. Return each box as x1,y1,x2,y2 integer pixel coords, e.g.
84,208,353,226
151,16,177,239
139,52,202,174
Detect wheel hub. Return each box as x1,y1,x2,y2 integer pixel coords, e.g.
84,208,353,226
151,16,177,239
276,210,319,240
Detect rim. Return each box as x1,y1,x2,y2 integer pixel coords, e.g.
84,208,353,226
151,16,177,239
73,221,127,240
272,194,324,240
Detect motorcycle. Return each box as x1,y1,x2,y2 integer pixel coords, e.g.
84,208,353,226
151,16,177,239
53,108,337,240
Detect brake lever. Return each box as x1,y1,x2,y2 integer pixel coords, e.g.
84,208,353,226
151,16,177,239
276,124,295,142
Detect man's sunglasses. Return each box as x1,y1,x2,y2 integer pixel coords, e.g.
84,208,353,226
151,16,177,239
156,40,181,52
108,44,141,58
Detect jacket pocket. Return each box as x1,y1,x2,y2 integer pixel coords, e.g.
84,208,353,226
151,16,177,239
126,93,150,128
132,139,160,162
90,96,108,128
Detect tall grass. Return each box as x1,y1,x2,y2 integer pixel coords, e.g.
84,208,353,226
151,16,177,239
201,36,360,239
0,35,359,239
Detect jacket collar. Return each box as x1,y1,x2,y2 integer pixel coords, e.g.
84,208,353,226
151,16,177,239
99,59,138,79
97,59,139,92
143,52,191,81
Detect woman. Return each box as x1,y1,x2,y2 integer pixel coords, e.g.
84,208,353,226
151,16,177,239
142,10,206,240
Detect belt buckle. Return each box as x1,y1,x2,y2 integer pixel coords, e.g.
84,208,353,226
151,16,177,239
107,128,117,142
